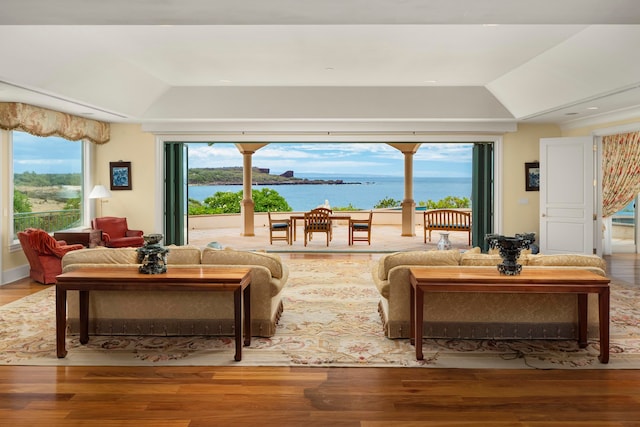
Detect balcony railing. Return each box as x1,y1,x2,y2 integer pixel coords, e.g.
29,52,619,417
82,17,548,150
13,209,81,238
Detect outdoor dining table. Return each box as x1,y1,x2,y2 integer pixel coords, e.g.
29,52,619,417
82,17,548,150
290,213,351,242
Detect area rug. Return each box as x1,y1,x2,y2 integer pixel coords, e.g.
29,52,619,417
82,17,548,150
1,258,640,369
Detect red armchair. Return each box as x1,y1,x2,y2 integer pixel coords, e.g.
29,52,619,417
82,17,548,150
17,228,84,284
91,216,144,248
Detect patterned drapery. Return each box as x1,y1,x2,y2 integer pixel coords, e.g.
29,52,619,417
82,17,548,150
602,131,640,217
0,102,109,144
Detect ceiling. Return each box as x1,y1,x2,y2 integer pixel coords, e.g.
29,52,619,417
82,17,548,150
1,0,640,130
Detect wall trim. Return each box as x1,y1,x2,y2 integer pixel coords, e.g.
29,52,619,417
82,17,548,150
1,264,28,286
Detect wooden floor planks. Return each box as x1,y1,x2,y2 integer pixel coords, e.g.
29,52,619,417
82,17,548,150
1,253,640,425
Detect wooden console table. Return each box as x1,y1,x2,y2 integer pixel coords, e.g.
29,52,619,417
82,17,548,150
53,229,103,248
409,266,611,363
56,266,251,361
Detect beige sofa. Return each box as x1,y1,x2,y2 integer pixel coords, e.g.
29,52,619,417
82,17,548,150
372,249,608,340
61,246,288,337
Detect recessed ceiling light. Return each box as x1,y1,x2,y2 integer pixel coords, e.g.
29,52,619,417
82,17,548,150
483,24,499,27
587,106,599,110
219,79,232,83
325,67,335,71
423,80,438,84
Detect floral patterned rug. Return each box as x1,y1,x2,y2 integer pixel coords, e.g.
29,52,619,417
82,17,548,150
1,258,640,368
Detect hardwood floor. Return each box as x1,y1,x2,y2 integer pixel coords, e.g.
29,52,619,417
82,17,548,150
1,253,640,426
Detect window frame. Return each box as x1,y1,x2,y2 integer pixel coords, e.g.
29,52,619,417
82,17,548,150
9,131,91,249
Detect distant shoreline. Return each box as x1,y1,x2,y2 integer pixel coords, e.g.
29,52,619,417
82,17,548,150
188,167,362,186
190,180,361,186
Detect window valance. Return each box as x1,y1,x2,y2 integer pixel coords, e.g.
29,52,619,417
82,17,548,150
0,102,110,144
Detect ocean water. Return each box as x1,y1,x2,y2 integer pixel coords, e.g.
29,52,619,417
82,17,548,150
188,175,472,211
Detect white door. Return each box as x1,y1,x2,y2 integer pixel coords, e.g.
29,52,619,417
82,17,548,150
539,137,595,254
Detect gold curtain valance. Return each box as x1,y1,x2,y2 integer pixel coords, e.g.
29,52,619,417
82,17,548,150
0,102,110,144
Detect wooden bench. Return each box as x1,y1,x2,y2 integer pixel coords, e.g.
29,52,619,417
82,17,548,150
423,209,471,245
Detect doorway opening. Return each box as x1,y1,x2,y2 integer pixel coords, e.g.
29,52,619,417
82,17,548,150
160,138,501,249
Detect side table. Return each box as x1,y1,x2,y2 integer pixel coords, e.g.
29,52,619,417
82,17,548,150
54,229,103,248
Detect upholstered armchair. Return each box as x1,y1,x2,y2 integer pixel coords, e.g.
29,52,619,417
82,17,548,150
91,216,144,248
17,228,84,284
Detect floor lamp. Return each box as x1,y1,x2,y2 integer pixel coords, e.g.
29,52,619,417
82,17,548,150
88,185,112,218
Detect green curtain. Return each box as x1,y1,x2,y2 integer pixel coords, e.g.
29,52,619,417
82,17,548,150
471,143,494,251
164,142,188,246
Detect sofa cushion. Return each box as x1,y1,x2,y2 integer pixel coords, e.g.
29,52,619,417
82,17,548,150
201,247,284,279
165,245,201,264
377,249,461,281
459,252,505,266
62,247,138,267
525,254,606,272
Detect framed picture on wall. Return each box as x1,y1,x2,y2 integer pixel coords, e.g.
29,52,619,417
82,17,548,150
110,161,132,190
525,162,540,191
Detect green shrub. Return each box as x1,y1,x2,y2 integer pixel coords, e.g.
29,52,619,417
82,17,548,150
419,196,470,209
332,203,360,211
374,197,401,209
188,188,291,215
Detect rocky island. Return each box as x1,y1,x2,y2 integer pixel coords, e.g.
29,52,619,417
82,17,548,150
188,167,360,185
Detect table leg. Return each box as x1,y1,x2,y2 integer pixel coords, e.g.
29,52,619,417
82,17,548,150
243,284,251,347
56,287,67,358
415,287,424,361
577,293,588,348
292,218,298,241
234,287,242,361
409,284,415,346
79,290,90,344
599,288,610,364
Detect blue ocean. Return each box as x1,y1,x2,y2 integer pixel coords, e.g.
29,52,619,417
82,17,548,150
188,174,472,211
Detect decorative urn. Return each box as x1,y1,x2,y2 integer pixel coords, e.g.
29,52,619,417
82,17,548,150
136,234,169,274
485,233,535,276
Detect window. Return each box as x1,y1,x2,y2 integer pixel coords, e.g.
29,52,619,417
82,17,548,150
12,131,85,240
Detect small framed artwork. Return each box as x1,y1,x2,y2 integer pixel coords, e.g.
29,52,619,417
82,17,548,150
525,162,540,191
110,161,132,190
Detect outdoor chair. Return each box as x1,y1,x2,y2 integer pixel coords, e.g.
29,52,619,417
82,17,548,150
268,211,291,245
349,211,373,245
304,208,332,246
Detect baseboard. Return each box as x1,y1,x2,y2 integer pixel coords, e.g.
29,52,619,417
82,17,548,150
1,264,29,286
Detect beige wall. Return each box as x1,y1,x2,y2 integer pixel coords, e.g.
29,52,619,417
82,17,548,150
501,123,561,236
92,124,157,232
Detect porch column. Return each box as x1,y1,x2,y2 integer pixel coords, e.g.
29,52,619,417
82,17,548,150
236,143,269,237
401,151,416,236
241,151,255,236
388,143,421,236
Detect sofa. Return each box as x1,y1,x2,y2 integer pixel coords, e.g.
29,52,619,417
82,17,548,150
372,248,608,340
60,245,288,337
17,228,84,284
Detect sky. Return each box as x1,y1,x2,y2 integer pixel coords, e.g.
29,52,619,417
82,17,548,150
187,142,472,178
13,132,83,174
11,130,472,178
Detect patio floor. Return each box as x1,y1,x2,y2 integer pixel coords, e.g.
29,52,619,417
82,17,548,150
188,223,473,253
